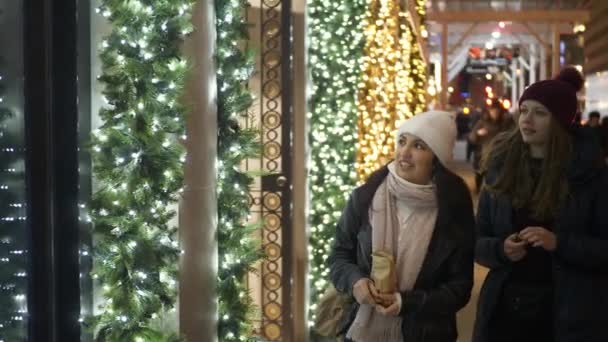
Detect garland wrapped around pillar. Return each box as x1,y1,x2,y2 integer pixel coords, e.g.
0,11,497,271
88,1,195,340
215,0,264,340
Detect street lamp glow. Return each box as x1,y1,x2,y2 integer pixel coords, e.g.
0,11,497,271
499,21,506,29
492,31,501,39
485,41,494,50
573,24,585,33
486,73,493,80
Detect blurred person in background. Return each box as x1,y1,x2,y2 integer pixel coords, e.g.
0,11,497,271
468,98,513,192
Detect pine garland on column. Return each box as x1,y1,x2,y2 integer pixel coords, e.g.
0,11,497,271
88,1,195,340
215,0,263,340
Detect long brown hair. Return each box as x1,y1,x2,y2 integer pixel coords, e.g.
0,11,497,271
481,115,573,219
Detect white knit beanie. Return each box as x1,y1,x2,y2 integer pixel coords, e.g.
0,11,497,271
396,110,457,166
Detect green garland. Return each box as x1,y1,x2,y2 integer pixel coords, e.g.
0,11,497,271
215,0,263,341
0,70,27,340
307,0,367,336
88,1,195,341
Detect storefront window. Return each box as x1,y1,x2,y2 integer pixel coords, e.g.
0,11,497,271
0,1,28,340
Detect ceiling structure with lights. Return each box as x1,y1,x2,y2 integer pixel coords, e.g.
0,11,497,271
426,0,590,82
424,0,591,107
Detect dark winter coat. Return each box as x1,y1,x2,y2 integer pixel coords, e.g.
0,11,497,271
473,128,608,342
328,165,475,342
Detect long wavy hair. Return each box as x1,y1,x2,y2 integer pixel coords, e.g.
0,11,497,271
481,114,573,219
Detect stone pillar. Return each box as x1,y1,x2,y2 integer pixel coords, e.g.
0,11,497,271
180,1,218,341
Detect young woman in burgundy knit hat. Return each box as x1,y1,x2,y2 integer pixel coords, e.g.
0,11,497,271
473,66,608,342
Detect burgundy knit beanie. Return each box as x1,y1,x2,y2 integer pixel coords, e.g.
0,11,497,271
518,66,584,130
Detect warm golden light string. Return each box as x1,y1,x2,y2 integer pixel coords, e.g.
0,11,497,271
356,0,428,183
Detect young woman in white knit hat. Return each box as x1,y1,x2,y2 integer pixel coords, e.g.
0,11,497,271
329,110,475,342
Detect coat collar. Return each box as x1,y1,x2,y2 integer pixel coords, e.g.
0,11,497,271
356,166,464,288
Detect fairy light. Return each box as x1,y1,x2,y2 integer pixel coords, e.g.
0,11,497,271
89,1,195,340
214,0,263,340
356,0,428,183
307,0,368,330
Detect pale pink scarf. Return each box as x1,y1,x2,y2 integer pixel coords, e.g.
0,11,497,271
347,162,438,342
